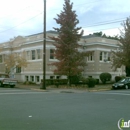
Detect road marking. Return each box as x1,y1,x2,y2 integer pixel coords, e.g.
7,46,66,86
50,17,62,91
106,98,115,100
96,92,130,96
0,90,30,92
0,92,44,95
111,90,130,93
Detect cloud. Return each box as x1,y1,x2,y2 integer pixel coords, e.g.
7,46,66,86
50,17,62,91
99,0,130,13
0,0,129,42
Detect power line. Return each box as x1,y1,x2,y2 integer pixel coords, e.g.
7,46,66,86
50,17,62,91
81,18,126,28
0,6,31,19
74,0,102,7
0,0,127,35
0,12,42,34
46,0,102,12
82,20,123,28
84,26,121,33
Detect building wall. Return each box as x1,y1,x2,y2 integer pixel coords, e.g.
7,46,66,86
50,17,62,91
0,32,125,83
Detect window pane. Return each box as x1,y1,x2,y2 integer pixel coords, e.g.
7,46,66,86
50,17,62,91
108,53,110,61
0,55,2,63
32,50,35,60
16,66,21,73
37,49,41,59
36,76,40,82
104,52,107,60
30,76,34,82
25,76,28,81
100,52,102,61
50,49,54,59
26,51,30,60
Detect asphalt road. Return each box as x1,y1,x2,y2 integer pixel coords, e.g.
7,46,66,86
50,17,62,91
0,88,129,130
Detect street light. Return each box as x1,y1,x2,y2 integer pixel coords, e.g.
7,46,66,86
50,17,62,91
42,0,46,89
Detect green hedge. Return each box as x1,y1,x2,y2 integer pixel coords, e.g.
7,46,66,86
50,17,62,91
41,77,96,88
41,79,68,86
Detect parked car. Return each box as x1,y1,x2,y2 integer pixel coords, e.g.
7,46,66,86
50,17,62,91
112,77,130,89
0,73,17,88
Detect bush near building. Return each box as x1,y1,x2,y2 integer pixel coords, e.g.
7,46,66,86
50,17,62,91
115,76,122,82
100,72,112,84
41,79,68,87
115,75,126,82
79,77,96,88
87,78,97,88
41,76,97,88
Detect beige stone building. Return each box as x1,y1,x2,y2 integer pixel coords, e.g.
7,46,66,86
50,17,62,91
0,31,125,83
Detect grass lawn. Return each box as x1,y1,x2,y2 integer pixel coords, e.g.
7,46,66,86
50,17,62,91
87,84,112,91
47,83,112,91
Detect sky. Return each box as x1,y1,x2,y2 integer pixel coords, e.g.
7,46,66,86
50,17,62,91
0,0,130,42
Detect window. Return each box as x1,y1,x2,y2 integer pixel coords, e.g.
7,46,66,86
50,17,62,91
32,50,35,60
30,76,34,82
100,52,102,61
0,55,3,63
104,52,107,60
25,76,29,81
16,66,21,73
37,49,41,59
108,53,110,61
36,76,40,82
56,76,60,79
26,51,30,60
100,51,111,62
87,52,94,61
50,49,55,59
50,76,54,79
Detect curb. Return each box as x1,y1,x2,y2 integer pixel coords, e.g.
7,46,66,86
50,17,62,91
88,89,111,92
31,88,49,92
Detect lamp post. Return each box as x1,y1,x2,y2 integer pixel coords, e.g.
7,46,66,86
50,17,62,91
42,0,46,89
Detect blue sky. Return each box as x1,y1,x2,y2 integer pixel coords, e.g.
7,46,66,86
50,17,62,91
0,0,130,42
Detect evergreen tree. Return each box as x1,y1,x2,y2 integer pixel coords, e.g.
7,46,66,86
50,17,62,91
50,0,87,85
112,17,130,76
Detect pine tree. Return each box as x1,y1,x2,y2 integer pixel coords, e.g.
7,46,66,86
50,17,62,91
112,17,130,76
50,0,87,85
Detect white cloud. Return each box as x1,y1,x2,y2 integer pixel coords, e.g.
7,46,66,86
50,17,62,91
99,0,130,13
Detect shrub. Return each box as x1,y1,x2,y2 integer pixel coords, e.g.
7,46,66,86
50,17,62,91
100,72,112,84
70,75,80,84
23,81,36,85
115,75,126,82
115,76,122,82
95,79,99,84
79,77,88,85
87,78,96,88
41,79,68,86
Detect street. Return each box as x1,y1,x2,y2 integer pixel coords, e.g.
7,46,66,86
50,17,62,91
0,88,129,130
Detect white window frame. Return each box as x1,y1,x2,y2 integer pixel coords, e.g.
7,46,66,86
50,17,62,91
100,51,111,62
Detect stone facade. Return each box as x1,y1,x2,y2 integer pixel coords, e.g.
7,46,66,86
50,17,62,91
0,31,125,84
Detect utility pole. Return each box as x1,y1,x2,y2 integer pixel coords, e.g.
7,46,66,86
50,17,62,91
42,0,46,89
